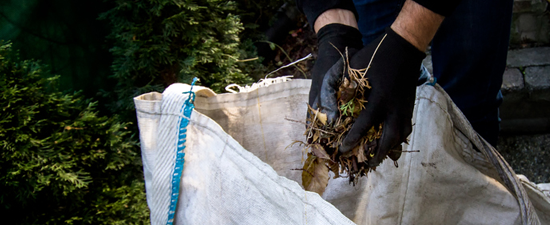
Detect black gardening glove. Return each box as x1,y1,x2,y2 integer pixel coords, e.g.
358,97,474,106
318,27,426,167
309,24,363,108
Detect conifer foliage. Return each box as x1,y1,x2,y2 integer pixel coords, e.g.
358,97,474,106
100,0,253,113
0,42,149,224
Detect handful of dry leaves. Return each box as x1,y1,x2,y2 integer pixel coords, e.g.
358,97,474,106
299,53,403,196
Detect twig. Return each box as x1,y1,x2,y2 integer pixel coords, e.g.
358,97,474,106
390,150,420,153
284,117,339,135
264,53,312,78
361,33,388,78
261,41,311,78
237,57,259,62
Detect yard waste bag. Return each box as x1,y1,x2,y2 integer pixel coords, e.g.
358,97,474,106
134,78,550,225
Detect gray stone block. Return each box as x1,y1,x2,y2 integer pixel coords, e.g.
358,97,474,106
510,10,550,46
518,14,539,32
500,65,550,121
507,47,550,67
524,65,550,102
513,0,548,13
525,65,550,90
502,68,525,92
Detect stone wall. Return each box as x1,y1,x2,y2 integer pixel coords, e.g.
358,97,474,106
501,47,550,133
510,0,550,47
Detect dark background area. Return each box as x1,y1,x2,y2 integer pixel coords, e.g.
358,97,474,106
0,0,114,98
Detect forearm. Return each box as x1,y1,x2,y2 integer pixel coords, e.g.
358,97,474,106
391,0,444,51
296,0,358,32
314,9,358,33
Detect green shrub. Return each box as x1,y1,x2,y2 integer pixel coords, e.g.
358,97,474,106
0,42,149,224
100,0,255,115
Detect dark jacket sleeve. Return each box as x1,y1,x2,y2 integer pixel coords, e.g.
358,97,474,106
412,0,462,17
296,0,358,27
298,0,461,23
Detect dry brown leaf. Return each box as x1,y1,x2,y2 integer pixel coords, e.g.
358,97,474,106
355,145,367,163
317,112,328,125
302,154,330,195
310,144,331,160
328,161,340,178
307,104,328,125
338,78,357,104
312,132,319,143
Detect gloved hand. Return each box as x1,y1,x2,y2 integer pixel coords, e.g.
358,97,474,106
317,27,426,167
308,23,363,108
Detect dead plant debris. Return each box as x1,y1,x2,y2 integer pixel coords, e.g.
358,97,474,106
299,49,406,196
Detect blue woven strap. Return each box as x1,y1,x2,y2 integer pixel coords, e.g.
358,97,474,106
419,65,437,86
167,78,198,225
427,76,437,86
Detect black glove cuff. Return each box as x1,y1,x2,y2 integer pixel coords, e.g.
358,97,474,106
296,0,359,30
317,24,363,51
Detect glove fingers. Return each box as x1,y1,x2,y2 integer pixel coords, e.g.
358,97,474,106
339,101,381,153
319,59,345,123
369,114,412,167
308,87,319,109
